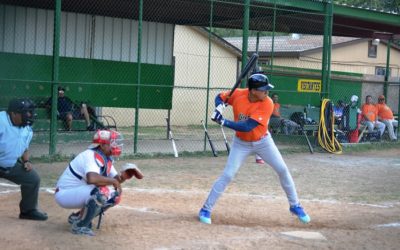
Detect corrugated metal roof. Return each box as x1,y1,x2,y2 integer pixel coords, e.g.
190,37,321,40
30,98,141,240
4,0,399,38
224,35,360,53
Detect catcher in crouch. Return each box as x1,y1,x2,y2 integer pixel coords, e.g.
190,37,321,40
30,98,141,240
54,129,143,236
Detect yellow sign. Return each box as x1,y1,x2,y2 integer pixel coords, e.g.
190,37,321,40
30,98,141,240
297,79,321,93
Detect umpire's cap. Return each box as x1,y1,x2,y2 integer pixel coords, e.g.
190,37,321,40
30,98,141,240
248,73,274,91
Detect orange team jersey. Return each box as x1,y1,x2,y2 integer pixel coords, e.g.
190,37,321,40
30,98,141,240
220,88,273,142
376,103,394,120
361,103,377,121
272,102,280,117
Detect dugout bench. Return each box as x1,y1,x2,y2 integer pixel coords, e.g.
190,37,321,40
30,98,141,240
269,105,320,136
1,96,117,132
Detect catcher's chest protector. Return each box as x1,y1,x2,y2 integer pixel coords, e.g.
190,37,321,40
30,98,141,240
93,150,112,177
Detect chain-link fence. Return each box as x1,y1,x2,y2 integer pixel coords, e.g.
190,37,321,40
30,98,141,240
1,0,399,158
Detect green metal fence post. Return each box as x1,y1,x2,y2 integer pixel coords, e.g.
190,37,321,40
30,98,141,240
398,82,400,139
50,0,62,156
204,0,214,152
241,0,250,88
270,2,276,79
321,0,333,99
134,0,143,154
255,31,260,55
384,38,391,98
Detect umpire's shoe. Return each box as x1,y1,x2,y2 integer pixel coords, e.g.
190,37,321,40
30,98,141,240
19,209,48,221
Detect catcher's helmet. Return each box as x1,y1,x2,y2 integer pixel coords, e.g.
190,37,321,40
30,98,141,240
88,130,124,157
7,98,36,126
248,73,274,91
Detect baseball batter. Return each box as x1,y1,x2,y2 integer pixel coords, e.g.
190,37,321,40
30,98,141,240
55,129,143,236
198,73,310,224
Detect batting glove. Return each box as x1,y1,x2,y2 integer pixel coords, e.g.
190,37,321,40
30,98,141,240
211,109,225,125
211,103,226,121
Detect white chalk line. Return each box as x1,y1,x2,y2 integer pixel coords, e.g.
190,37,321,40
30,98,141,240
123,187,400,208
1,183,399,209
348,202,395,208
0,182,20,194
0,182,19,187
0,189,20,194
115,205,161,214
374,222,400,228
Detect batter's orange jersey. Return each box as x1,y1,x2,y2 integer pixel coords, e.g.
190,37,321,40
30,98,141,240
361,103,377,122
220,88,273,141
376,103,394,120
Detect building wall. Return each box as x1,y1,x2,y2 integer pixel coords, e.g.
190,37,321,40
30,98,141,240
171,26,238,125
271,41,400,113
174,26,238,88
330,42,399,76
272,40,400,77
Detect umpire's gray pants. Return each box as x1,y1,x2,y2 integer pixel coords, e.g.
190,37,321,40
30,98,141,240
0,159,41,213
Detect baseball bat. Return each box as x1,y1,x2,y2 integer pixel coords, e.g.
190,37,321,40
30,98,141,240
302,129,314,154
220,125,230,154
169,130,179,158
166,118,178,157
357,125,367,143
201,120,218,157
211,53,259,122
227,53,259,99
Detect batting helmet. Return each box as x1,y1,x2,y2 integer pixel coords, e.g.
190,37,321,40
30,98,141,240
7,98,36,126
248,73,274,91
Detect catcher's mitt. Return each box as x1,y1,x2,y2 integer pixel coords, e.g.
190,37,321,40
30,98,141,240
121,163,144,180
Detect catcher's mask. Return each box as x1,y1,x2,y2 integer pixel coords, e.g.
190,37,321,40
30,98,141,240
7,98,36,127
88,130,123,157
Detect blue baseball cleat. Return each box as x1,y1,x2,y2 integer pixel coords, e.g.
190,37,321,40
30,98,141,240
290,204,311,224
199,208,212,224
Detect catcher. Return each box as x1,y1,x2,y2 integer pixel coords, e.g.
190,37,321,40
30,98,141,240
54,129,143,236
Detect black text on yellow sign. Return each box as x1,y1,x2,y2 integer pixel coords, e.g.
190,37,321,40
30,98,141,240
297,79,321,93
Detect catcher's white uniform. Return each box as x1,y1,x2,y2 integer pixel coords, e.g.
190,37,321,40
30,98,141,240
55,149,118,209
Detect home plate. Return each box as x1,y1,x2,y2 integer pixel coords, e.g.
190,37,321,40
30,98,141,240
281,231,326,240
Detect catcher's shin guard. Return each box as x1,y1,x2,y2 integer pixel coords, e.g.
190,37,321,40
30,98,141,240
76,188,107,228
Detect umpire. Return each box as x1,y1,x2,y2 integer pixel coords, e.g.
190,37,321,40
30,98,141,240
0,98,47,221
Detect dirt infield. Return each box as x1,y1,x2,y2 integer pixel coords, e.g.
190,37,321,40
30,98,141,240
1,149,399,250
